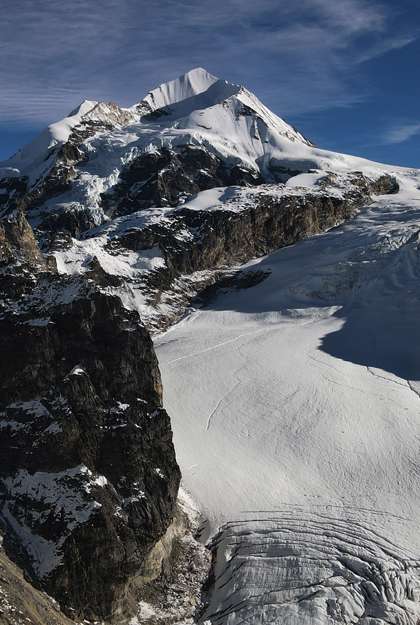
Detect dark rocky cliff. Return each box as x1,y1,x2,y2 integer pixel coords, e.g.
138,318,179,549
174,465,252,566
0,212,181,621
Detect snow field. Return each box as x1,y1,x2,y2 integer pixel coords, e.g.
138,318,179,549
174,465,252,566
154,174,420,623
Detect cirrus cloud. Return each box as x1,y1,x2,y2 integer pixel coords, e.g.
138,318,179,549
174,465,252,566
381,121,420,144
0,0,417,126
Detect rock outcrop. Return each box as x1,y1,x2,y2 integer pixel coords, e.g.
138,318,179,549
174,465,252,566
101,145,262,218
0,532,76,625
0,214,181,621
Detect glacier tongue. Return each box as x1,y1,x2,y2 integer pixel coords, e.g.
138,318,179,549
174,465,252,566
203,513,420,625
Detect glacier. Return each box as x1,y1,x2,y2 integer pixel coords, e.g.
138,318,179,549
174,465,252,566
154,169,420,624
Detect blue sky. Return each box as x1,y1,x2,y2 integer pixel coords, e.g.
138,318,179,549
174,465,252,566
1,0,419,167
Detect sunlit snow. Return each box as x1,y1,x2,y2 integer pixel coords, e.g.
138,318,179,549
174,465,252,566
155,171,420,624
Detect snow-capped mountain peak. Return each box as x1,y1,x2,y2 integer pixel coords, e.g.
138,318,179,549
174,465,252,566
137,67,219,112
0,67,405,231
67,99,99,121
0,99,139,185
135,69,313,148
0,68,316,188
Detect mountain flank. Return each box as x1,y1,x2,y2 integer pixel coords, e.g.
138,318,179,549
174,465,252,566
0,68,404,623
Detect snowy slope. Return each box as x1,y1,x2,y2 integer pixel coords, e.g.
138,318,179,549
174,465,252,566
137,67,220,112
0,100,98,184
154,170,420,624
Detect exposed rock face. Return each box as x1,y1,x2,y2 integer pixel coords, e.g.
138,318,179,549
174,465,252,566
0,494,209,625
0,208,56,303
0,533,76,625
0,208,49,269
102,145,262,218
161,180,370,272
0,218,181,621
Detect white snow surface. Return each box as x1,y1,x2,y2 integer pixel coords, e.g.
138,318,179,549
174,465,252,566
138,67,220,112
3,68,420,622
154,169,420,624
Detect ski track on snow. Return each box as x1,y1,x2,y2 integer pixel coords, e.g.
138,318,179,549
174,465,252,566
160,329,263,368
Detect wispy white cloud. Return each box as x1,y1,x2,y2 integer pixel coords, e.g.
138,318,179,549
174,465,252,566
381,121,420,144
0,0,417,124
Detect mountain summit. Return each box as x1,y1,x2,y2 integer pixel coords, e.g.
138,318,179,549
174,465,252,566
0,67,399,239
138,67,221,110
0,67,314,191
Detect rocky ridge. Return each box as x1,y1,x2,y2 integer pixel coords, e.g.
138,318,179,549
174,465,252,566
0,212,191,622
